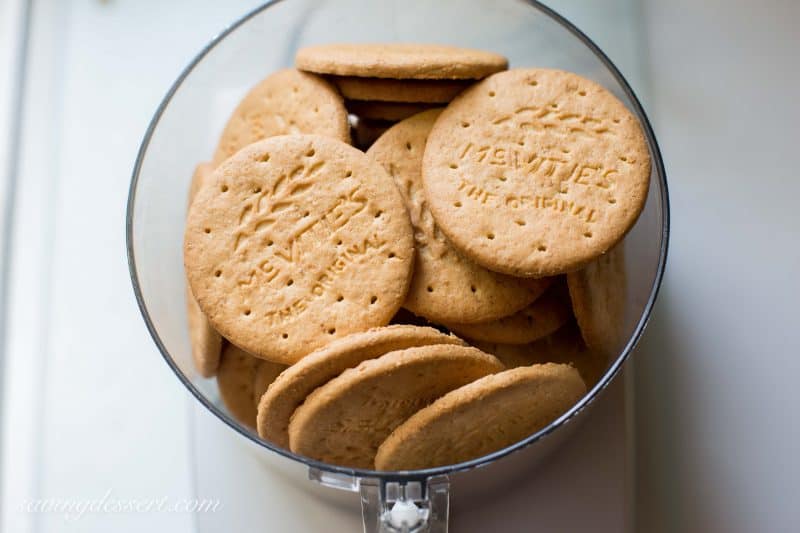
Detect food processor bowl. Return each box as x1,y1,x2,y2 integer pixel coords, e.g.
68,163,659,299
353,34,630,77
126,1,668,531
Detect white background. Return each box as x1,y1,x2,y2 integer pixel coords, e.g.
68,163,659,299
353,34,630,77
1,0,798,532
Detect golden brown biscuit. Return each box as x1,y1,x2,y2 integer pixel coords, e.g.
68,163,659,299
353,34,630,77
252,358,288,409
567,241,627,358
185,135,414,364
374,363,586,470
186,162,223,378
368,110,550,323
288,344,503,468
212,69,350,165
443,279,571,344
185,287,223,378
296,43,508,80
188,162,216,205
256,325,464,448
216,344,261,429
422,68,651,277
332,76,470,103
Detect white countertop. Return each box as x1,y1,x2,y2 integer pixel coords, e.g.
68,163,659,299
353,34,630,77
1,1,798,532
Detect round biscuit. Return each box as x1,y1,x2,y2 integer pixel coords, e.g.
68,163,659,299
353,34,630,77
287,344,503,468
252,358,288,409
422,68,651,277
216,344,261,429
296,43,508,80
186,161,222,378
188,161,216,205
185,286,222,378
567,241,627,357
185,135,414,364
374,363,586,470
256,325,464,448
212,69,349,165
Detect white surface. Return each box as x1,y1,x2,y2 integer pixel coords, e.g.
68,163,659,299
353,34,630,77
635,1,800,532
0,1,254,532
0,0,27,528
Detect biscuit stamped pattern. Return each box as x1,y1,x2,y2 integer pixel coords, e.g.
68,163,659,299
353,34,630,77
451,103,632,230
186,135,413,364
227,155,390,328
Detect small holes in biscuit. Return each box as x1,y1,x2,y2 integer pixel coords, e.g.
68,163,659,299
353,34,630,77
214,270,222,277
406,142,412,151
336,239,343,246
287,279,294,286
515,219,526,226
470,285,477,293
583,232,593,238
370,296,378,304
499,176,507,182
254,186,262,193
427,286,434,293
454,201,462,208
327,328,336,335
303,211,310,218
345,170,353,178
537,245,547,252
487,233,495,240
282,333,288,339
267,240,274,246
488,90,496,97
337,295,344,302
243,309,251,316
550,103,558,109
529,80,538,86
306,149,315,157
374,211,382,218
258,153,270,163
388,252,396,258
578,90,587,96
221,184,229,192
461,121,470,128
608,198,617,204
449,163,458,169
613,118,621,123
204,228,211,234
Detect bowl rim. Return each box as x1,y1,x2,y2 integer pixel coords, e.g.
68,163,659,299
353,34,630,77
126,0,670,482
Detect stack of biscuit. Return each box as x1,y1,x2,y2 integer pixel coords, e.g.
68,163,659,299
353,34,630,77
182,43,649,471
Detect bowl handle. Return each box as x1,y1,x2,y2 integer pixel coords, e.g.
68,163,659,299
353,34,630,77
359,476,450,533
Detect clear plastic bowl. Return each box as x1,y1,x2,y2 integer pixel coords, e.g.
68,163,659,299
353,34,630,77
126,1,668,530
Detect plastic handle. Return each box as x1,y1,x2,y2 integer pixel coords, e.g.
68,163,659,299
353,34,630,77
359,476,450,533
